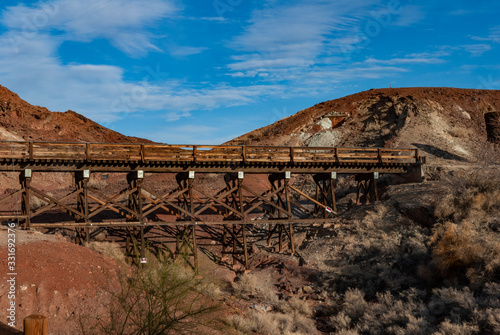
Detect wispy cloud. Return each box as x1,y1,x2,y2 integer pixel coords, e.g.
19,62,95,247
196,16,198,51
461,44,492,56
365,56,445,65
141,124,234,144
392,5,424,27
152,84,285,121
1,0,179,56
471,25,500,44
226,0,429,82
169,45,208,57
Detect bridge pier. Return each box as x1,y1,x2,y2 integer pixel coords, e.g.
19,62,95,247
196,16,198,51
20,169,32,229
356,172,379,204
266,173,295,255
222,172,249,268
313,172,337,217
76,170,90,244
175,172,198,270
128,171,145,258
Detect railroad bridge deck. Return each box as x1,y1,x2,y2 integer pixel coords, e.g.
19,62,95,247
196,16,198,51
0,141,425,269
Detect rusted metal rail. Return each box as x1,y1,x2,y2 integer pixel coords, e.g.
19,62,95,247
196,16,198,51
0,141,425,269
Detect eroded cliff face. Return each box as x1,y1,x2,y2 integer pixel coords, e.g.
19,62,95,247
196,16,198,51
230,87,500,163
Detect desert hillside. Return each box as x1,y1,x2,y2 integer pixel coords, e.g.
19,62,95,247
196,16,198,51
0,85,499,334
231,87,500,164
0,85,150,143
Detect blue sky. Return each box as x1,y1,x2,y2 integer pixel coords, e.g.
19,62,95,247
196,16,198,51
0,0,499,144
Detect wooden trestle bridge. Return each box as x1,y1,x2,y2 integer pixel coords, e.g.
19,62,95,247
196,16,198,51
0,141,425,269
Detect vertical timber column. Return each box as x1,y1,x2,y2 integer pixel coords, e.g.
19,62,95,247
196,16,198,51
222,172,248,268
267,172,295,254
128,170,144,258
313,172,337,217
283,172,295,255
20,169,32,229
355,172,379,205
174,171,198,270
188,171,198,270
76,170,90,243
238,171,248,268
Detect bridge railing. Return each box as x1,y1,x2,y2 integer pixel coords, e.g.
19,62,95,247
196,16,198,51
0,141,423,164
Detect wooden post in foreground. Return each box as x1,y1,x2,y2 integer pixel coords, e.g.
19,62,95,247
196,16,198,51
24,315,47,335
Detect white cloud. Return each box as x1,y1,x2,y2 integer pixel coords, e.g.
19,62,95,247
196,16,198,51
225,0,431,82
142,125,233,144
471,26,500,44
461,44,492,56
1,0,179,56
392,5,424,27
142,84,285,120
169,45,208,57
365,56,445,65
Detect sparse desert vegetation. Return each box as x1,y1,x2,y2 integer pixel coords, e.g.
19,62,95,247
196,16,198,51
292,168,500,334
79,258,222,335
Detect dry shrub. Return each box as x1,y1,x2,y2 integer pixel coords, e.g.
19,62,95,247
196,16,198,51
342,288,367,321
242,310,317,335
329,289,432,334
30,195,47,210
431,170,500,285
280,296,312,315
430,222,485,280
87,178,108,190
86,241,127,265
433,319,479,335
80,260,221,335
448,127,471,138
311,169,499,335
328,285,496,334
227,314,253,334
434,171,500,224
229,272,315,334
232,273,279,306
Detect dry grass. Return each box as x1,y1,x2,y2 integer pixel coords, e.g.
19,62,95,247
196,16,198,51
87,177,108,190
302,169,500,334
236,310,317,335
229,271,316,334
434,170,500,224
226,170,500,335
29,195,47,210
85,241,128,265
448,127,472,138
432,170,500,285
79,260,222,335
232,272,279,305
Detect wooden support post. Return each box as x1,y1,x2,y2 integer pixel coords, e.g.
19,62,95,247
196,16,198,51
267,172,295,255
127,171,145,258
355,173,379,205
20,169,32,229
24,315,48,335
313,173,337,218
140,225,145,259
174,172,198,270
76,170,90,243
188,177,198,270
331,174,337,213
237,176,249,268
284,178,295,255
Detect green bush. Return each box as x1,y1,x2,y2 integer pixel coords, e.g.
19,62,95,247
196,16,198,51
80,260,221,335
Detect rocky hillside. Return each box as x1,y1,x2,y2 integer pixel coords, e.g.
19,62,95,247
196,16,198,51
0,85,150,143
230,87,500,164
